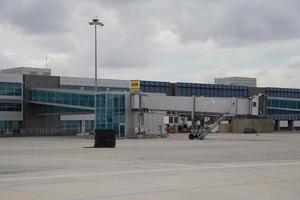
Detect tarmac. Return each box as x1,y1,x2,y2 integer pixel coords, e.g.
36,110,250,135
0,133,300,200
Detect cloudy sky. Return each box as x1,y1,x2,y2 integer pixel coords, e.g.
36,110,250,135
0,0,300,88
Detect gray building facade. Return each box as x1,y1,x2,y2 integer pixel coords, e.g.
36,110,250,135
0,67,299,137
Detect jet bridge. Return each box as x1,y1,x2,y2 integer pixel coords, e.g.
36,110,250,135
131,93,250,115
131,93,257,139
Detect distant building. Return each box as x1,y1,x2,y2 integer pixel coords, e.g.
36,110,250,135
1,67,51,76
214,77,257,87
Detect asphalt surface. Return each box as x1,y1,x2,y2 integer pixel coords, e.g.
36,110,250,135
0,133,300,200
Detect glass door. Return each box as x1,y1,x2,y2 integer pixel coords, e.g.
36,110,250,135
5,121,12,134
119,123,125,138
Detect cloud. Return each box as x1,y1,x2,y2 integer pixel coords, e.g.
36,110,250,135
287,57,300,69
0,52,14,67
0,0,69,34
0,0,299,88
99,0,300,46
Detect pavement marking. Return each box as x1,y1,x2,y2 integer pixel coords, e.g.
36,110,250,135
43,157,196,168
0,160,299,182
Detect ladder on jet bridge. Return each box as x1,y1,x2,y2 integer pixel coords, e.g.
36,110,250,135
189,114,228,140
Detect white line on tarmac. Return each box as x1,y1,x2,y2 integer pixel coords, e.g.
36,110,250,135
0,160,299,182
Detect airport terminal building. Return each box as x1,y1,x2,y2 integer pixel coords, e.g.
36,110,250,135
0,67,299,137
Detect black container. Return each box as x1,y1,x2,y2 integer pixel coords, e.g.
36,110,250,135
94,129,116,148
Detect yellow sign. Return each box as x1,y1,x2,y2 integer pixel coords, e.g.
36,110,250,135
130,80,140,91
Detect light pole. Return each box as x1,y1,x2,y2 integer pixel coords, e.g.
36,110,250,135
89,17,104,131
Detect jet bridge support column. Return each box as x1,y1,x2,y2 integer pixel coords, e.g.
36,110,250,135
81,120,86,133
191,95,196,129
274,120,280,132
138,92,144,136
288,120,295,131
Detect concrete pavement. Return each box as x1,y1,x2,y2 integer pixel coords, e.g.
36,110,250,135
0,133,300,199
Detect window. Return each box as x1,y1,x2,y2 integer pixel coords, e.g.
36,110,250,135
0,121,5,130
0,102,22,112
0,82,22,96
174,117,179,124
61,85,129,92
29,89,97,108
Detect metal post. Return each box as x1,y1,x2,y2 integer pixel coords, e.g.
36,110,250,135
138,92,142,135
89,17,104,131
94,24,97,131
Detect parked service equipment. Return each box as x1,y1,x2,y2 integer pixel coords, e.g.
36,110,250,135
94,129,116,148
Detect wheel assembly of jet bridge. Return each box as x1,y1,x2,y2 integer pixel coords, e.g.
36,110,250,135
130,93,265,140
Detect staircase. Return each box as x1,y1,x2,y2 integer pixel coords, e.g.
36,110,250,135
200,114,228,138
189,114,229,140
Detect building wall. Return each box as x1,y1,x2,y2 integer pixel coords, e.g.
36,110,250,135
232,119,274,133
23,74,60,130
248,87,266,97
219,124,233,133
0,72,23,83
215,77,257,87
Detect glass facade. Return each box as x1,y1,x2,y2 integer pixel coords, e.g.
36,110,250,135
266,87,300,98
140,81,171,95
266,97,300,120
0,82,22,135
266,111,300,120
267,98,300,110
85,120,94,132
95,94,125,137
0,82,22,96
29,89,126,136
59,120,95,134
0,102,22,111
12,121,21,132
175,83,248,97
38,105,89,114
267,109,300,115
0,121,22,134
29,89,94,108
60,120,80,132
0,121,4,133
61,85,129,92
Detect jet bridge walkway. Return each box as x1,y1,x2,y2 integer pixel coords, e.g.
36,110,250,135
28,88,95,113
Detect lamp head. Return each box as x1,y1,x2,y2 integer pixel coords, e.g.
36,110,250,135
92,18,99,23
89,17,104,26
